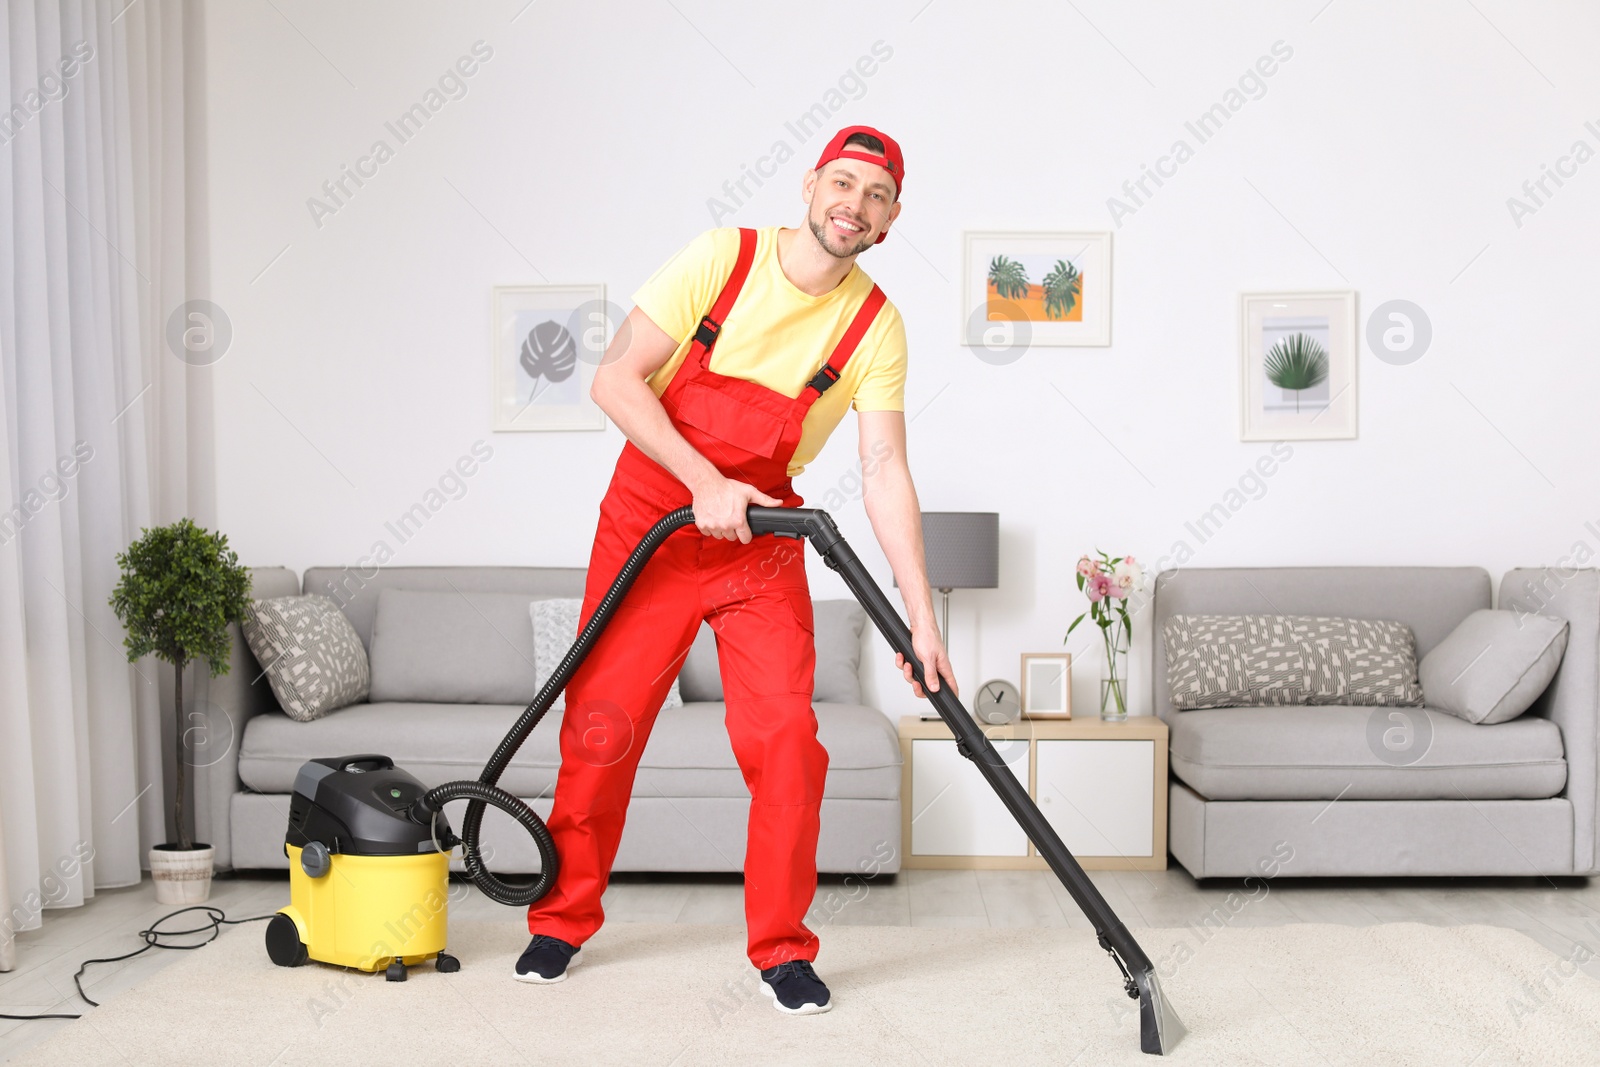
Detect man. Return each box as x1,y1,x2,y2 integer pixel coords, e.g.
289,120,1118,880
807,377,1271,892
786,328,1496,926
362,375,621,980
516,125,956,1015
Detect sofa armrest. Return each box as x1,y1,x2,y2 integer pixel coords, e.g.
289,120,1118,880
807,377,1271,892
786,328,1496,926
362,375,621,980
196,566,299,871
1500,567,1600,874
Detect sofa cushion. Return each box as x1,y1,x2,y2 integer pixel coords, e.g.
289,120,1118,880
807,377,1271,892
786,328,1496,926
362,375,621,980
1168,705,1566,800
1419,608,1569,724
531,598,680,713
367,589,539,705
242,594,370,721
677,599,867,704
813,600,868,704
1164,614,1425,709
237,700,901,800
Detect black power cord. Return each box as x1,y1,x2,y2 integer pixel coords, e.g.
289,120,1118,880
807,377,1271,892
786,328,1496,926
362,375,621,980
0,905,276,1021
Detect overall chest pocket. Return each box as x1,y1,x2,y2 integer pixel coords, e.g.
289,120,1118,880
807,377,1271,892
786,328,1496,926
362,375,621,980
675,378,789,460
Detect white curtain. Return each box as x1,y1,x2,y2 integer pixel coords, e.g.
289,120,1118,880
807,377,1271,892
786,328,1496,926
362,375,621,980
0,795,12,971
0,0,214,963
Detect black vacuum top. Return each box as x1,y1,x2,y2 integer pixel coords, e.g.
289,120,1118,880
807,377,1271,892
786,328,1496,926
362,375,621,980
286,754,448,857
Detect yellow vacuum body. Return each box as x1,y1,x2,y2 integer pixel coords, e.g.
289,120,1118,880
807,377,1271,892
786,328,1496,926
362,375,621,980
266,755,460,980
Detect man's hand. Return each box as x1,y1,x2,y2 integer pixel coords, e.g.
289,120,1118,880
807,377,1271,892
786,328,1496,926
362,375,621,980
894,622,958,699
692,474,781,543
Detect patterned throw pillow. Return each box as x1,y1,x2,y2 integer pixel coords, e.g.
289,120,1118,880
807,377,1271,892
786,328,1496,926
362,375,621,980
242,595,371,722
531,598,681,714
1163,613,1425,710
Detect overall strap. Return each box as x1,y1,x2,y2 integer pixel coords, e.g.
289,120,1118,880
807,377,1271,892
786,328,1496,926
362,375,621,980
802,283,887,406
688,227,758,368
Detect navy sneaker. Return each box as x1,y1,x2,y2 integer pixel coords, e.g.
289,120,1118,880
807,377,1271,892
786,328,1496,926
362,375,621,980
759,958,832,1014
513,933,582,983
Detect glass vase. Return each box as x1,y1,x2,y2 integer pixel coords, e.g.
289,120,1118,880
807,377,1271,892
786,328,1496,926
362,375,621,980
1100,627,1130,722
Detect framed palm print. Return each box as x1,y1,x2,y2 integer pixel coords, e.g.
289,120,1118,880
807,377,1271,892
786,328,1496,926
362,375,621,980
1239,290,1357,441
962,231,1111,349
491,284,609,431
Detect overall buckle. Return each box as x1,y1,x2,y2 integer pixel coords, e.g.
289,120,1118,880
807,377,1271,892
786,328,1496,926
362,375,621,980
806,363,841,394
693,316,720,349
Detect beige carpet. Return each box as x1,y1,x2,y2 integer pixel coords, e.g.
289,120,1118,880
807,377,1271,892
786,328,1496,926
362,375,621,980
11,919,1600,1066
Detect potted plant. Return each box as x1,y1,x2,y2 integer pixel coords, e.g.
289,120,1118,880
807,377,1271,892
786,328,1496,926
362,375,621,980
1066,550,1151,722
110,517,251,903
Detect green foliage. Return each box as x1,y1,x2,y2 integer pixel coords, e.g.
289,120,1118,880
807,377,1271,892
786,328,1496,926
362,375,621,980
1264,332,1329,413
1042,259,1081,320
987,254,1031,300
109,518,251,676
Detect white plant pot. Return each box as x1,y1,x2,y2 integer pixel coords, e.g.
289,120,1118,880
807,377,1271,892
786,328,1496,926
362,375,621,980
150,845,214,905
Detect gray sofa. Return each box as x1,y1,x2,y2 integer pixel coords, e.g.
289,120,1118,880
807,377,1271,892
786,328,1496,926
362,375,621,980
1154,565,1599,878
195,565,903,877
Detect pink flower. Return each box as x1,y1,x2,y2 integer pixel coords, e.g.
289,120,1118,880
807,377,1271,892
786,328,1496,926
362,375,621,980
1076,556,1095,578
1087,573,1113,601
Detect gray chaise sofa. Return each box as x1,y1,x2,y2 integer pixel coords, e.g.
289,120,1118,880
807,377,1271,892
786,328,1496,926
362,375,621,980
195,565,903,877
1154,565,1599,878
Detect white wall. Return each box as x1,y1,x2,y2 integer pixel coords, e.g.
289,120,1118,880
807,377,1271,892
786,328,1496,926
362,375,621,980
203,0,1600,723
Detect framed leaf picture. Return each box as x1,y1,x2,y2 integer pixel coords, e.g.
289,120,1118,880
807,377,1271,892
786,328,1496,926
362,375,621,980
961,231,1111,350
491,284,609,431
1238,290,1357,441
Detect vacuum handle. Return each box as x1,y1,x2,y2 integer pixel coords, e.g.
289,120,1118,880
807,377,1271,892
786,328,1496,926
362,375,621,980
746,506,846,550
746,506,809,538
334,754,394,773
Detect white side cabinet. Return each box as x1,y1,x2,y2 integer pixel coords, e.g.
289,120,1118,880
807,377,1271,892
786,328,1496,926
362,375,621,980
899,715,1169,871
908,737,1031,859
1036,739,1155,860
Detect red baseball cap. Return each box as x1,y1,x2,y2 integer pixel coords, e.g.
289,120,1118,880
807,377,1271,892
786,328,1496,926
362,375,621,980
812,125,904,244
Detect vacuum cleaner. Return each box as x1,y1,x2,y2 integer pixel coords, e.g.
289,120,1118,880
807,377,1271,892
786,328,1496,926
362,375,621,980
265,505,1186,1056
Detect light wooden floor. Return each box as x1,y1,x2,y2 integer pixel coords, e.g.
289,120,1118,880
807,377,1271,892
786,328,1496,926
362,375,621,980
4,865,1599,1062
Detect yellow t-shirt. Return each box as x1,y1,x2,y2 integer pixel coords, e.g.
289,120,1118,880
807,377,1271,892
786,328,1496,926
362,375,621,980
630,225,907,477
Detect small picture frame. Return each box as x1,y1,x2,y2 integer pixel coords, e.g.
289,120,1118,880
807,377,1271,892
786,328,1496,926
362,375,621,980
962,231,1112,349
1239,290,1358,441
1020,652,1072,719
491,284,609,431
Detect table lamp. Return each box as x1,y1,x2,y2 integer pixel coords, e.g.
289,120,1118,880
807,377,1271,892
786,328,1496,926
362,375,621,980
895,512,1000,638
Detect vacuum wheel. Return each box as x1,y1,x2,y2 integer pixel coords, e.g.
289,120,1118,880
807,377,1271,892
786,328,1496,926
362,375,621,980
265,913,308,967
436,951,460,973
385,960,408,982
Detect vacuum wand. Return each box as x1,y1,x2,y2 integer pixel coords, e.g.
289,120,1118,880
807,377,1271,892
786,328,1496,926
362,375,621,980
747,506,1186,1056
431,502,1181,1054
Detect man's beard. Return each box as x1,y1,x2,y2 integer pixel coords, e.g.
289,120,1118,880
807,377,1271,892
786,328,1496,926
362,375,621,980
807,205,874,259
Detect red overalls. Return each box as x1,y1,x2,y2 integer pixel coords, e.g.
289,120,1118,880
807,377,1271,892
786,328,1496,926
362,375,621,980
527,228,887,969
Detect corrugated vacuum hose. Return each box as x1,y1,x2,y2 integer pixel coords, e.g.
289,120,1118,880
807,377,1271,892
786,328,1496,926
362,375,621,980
413,507,701,907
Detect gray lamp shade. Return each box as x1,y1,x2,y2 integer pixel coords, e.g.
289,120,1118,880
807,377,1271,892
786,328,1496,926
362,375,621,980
896,512,999,590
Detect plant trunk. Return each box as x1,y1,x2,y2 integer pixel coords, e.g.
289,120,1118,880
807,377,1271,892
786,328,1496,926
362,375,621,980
174,656,190,850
